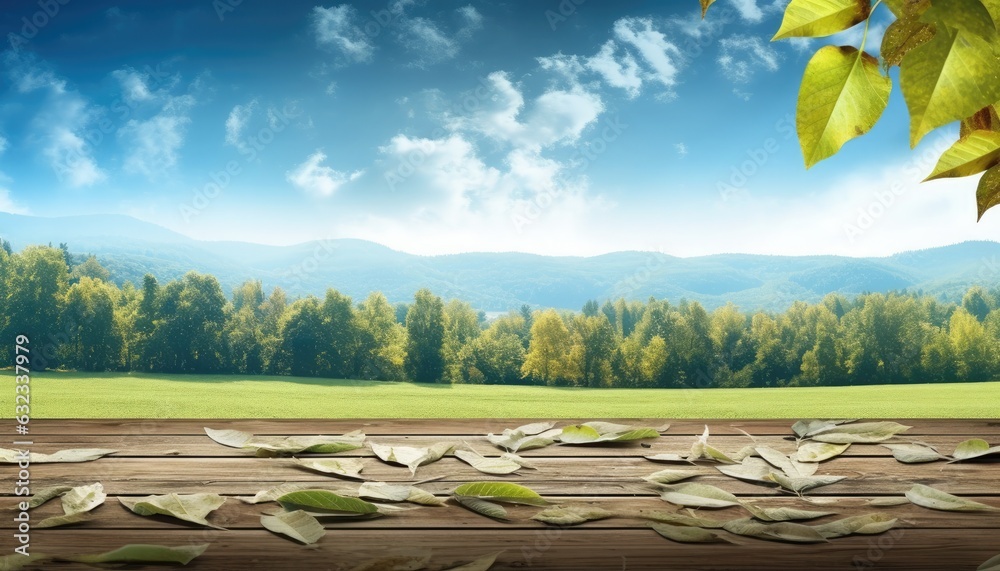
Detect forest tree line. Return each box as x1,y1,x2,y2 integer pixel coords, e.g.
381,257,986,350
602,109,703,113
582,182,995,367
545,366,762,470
2,244,1000,387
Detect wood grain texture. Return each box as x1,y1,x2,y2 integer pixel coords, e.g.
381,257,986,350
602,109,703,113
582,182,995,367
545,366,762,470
4,419,998,570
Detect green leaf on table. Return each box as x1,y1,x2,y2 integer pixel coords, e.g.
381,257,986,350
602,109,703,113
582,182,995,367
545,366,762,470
61,482,106,515
868,497,911,507
442,551,503,571
767,472,846,495
650,522,735,544
277,490,379,515
796,46,891,167
978,164,1000,220
501,452,538,470
926,131,1000,180
65,544,209,565
792,419,857,438
246,433,365,455
722,518,829,543
901,23,1000,147
756,447,818,477
979,553,1000,571
241,483,311,504
486,424,561,452
659,483,741,509
905,484,1000,512
203,427,252,448
773,0,871,40
531,504,615,525
645,453,691,463
294,458,365,480
952,438,1000,461
35,512,93,529
120,493,227,529
371,442,454,476
806,421,911,443
0,552,50,570
453,496,508,520
558,422,659,445
643,468,703,485
741,503,835,522
260,510,326,545
716,457,776,484
27,485,73,509
812,513,897,538
453,482,549,506
454,449,521,475
635,509,728,528
882,443,947,463
0,448,118,463
358,482,445,506
796,442,851,463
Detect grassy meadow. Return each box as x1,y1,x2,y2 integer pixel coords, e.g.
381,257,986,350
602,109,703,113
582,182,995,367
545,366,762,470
7,371,1000,418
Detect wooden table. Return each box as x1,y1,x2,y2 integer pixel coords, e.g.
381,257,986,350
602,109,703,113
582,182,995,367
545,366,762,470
4,419,999,570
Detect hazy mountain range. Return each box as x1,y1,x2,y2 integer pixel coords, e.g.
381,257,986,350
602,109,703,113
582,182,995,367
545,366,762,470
2,213,998,312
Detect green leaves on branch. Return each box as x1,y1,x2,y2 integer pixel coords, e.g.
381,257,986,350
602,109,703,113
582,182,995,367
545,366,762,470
901,24,1000,147
978,165,1000,220
926,131,1000,179
773,0,871,40
797,46,891,168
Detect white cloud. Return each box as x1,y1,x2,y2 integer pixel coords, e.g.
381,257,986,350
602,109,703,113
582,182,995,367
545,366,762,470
325,82,337,96
225,99,257,149
0,188,28,215
112,65,198,179
111,68,155,104
613,17,683,94
586,41,643,98
5,52,106,187
675,142,689,157
312,5,374,63
0,135,7,155
448,72,604,151
120,114,191,178
399,17,458,67
730,0,765,23
718,35,780,83
456,5,484,38
287,150,363,197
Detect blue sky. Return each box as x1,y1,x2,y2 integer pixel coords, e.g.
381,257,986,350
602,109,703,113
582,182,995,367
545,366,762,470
0,0,996,256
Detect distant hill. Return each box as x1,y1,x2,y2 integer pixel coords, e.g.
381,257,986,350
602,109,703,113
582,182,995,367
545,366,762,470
2,213,997,312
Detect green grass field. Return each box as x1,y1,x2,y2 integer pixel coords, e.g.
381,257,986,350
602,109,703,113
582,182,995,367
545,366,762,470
6,371,999,418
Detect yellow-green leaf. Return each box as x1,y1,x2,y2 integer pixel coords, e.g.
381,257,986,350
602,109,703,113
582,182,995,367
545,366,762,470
952,437,1000,461
812,513,897,538
797,46,892,167
905,483,1000,512
650,522,735,543
795,442,851,463
722,518,829,543
962,105,1000,136
277,490,379,515
0,553,50,570
926,131,1000,179
901,24,1000,147
260,510,326,545
442,551,503,571
881,9,936,70
701,0,716,19
119,494,227,529
659,483,741,509
980,553,1000,571
921,0,997,41
453,496,508,520
977,164,1000,220
531,505,615,525
773,0,871,40
66,544,209,565
452,482,549,506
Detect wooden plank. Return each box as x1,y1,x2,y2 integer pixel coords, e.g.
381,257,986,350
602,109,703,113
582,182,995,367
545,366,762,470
23,457,1000,496
20,434,988,459
23,418,1000,436
13,528,1000,570
3,495,999,531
